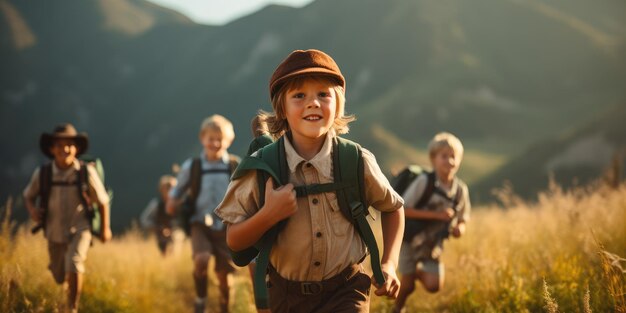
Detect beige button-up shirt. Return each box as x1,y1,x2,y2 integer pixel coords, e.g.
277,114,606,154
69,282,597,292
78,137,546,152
23,160,110,243
215,133,403,281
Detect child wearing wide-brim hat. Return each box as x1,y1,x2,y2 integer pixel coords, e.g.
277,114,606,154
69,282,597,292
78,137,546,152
39,123,89,159
23,123,111,313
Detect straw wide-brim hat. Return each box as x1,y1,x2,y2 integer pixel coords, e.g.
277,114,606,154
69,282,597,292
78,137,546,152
39,123,89,159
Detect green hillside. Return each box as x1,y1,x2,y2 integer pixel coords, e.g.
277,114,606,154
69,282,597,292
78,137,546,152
1,0,625,230
473,103,626,201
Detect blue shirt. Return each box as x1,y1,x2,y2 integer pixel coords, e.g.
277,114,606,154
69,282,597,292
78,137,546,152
170,152,232,230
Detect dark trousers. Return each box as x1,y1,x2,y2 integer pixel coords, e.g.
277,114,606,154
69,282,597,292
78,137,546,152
268,263,371,313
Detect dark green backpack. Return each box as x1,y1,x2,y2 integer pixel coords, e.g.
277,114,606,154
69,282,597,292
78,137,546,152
390,166,461,242
79,155,113,237
230,134,385,309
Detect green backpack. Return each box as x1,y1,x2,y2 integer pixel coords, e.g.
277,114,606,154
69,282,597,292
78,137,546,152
32,155,113,239
230,134,385,309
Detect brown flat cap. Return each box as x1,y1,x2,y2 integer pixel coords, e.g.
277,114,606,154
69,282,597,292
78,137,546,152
39,123,89,159
269,49,345,99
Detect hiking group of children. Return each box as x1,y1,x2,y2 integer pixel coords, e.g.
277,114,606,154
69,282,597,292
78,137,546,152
23,49,470,313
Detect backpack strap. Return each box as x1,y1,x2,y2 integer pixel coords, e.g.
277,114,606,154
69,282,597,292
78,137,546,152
188,158,202,205
77,161,91,208
432,178,464,217
39,163,52,212
77,161,100,236
31,163,53,234
252,137,288,310
192,155,240,189
333,136,386,286
415,171,436,208
228,155,240,176
293,182,351,197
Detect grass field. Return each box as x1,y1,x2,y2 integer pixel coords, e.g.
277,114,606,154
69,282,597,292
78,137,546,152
1,182,625,312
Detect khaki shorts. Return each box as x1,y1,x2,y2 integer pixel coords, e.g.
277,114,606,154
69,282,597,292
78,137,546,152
47,230,92,284
398,241,442,276
190,223,236,273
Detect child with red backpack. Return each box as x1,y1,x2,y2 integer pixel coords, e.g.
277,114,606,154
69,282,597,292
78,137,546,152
23,123,111,313
215,49,405,312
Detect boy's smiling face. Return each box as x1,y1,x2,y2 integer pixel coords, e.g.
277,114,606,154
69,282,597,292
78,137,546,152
200,128,232,161
284,77,337,143
50,138,78,168
431,146,461,180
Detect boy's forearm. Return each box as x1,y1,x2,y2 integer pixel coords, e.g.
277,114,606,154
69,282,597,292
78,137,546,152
405,207,432,219
98,203,110,230
226,208,276,251
24,196,35,213
24,196,38,220
380,207,404,267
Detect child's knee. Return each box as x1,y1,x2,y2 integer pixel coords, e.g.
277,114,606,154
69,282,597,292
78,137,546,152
193,253,211,272
422,280,440,293
400,275,416,293
216,271,233,288
50,268,65,285
417,271,441,293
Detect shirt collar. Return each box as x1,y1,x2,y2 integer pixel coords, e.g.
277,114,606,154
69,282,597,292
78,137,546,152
283,130,335,181
434,175,459,196
52,159,80,174
199,151,230,164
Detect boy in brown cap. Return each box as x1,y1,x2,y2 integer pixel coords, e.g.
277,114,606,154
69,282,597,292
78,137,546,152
216,49,405,312
23,123,111,313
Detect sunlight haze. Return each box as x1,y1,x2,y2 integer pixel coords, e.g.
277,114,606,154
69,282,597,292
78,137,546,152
147,0,315,25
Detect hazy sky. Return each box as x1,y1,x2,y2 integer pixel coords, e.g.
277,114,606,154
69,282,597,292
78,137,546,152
147,0,315,25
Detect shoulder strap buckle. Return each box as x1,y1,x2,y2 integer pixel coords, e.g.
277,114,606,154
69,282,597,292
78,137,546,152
349,201,365,219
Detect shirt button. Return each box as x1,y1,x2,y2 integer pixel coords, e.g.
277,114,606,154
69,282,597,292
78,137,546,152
316,232,322,238
312,198,319,205
314,261,321,266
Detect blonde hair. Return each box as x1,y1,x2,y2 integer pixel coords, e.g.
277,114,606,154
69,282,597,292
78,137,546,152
428,132,464,160
261,75,355,137
198,114,235,140
158,175,177,190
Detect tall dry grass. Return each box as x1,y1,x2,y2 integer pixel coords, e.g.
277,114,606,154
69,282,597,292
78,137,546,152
0,202,257,313
371,182,626,312
1,183,625,312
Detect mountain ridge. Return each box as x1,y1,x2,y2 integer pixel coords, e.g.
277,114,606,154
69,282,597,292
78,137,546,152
2,0,624,229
